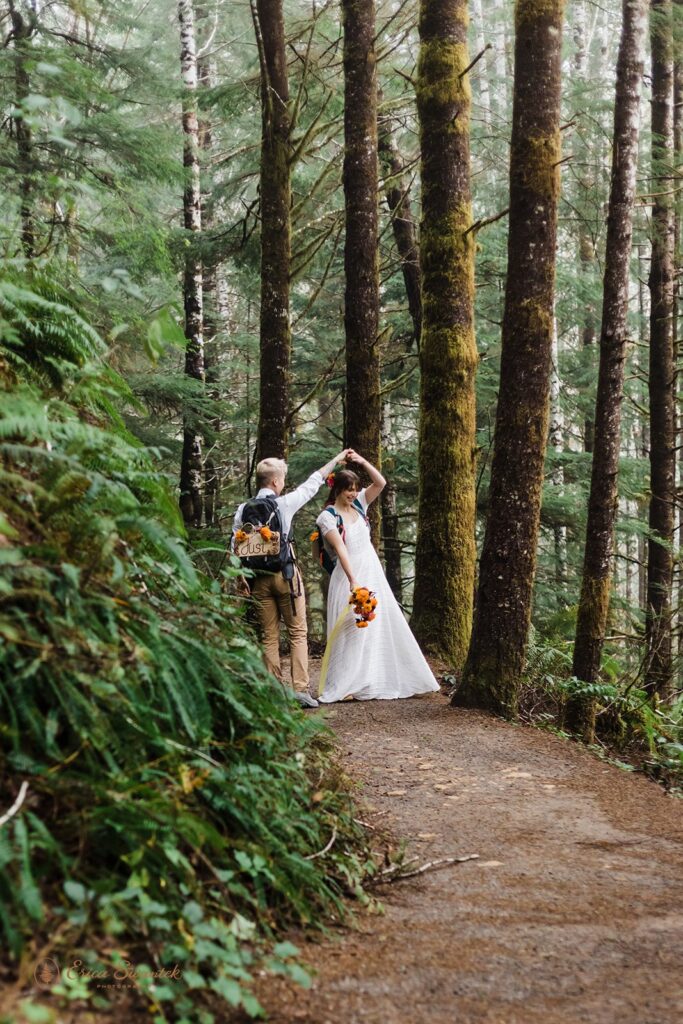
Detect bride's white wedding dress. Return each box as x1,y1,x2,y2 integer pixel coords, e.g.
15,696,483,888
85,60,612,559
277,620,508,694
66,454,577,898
316,490,440,702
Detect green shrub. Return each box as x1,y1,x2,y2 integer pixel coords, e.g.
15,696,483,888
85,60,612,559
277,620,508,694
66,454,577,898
0,268,373,1022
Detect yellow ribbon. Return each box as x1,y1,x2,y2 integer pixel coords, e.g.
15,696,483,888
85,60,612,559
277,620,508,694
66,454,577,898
318,604,352,696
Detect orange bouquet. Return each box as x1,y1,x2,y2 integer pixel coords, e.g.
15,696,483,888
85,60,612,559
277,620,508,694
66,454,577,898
349,586,378,628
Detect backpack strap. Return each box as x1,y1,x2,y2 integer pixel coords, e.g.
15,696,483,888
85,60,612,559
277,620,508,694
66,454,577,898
323,504,345,541
352,497,369,524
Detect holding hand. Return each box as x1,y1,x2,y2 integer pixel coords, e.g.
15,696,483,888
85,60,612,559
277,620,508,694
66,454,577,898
344,448,364,465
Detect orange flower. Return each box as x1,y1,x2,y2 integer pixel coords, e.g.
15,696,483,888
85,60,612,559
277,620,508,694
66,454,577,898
310,530,319,541
235,529,248,543
259,526,273,541
356,620,369,629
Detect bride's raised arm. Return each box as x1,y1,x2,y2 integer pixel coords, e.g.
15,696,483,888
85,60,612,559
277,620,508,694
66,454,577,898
345,449,386,506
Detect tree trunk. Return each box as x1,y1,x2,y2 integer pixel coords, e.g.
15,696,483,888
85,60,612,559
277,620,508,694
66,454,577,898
342,0,381,543
381,403,402,602
550,318,568,595
197,12,219,527
454,0,564,715
411,0,477,668
567,0,648,741
253,0,291,460
178,0,204,529
9,0,35,257
378,106,422,350
469,0,492,124
645,0,676,699
674,1,682,685
574,0,598,454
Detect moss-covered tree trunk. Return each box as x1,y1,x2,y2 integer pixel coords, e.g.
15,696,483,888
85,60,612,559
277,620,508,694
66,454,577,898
342,0,381,543
253,0,291,460
453,0,564,714
378,107,422,350
178,0,205,529
568,0,648,741
645,0,676,699
410,0,477,668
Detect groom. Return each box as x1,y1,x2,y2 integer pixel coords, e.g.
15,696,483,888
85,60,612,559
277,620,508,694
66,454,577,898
233,449,350,709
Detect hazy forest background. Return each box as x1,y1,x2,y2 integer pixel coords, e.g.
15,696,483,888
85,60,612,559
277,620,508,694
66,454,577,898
0,0,681,1020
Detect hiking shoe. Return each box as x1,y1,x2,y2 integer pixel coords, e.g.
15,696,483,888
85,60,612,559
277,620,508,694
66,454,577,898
293,690,319,709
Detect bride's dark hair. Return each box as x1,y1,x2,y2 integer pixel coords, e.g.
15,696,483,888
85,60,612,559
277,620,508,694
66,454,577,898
328,468,361,502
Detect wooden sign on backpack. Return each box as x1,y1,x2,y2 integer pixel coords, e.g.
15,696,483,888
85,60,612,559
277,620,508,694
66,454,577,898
234,523,281,560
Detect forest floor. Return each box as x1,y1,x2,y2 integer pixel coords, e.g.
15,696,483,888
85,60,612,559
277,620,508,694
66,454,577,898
244,659,683,1024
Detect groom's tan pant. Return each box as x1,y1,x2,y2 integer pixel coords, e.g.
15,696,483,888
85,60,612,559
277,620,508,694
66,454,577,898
251,569,309,691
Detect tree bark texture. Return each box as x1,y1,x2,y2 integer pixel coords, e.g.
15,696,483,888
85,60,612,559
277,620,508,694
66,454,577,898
568,0,648,740
254,0,291,460
178,0,205,529
381,403,403,603
573,0,598,453
196,15,220,527
9,1,35,258
674,7,682,683
646,0,676,699
378,108,422,350
342,0,381,544
454,0,564,714
411,0,477,667
550,319,568,595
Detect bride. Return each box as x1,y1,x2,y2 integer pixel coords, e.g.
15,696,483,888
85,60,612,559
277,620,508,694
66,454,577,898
316,451,440,702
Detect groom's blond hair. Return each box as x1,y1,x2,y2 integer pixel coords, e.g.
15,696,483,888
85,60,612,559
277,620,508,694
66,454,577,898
256,457,288,489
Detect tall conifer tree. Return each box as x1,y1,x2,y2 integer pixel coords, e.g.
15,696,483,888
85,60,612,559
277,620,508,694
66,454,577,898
253,0,291,460
646,0,676,698
569,0,648,740
454,0,564,714
411,0,477,666
342,0,381,537
178,0,205,528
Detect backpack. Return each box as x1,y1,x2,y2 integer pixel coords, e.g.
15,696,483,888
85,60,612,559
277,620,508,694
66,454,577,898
234,496,295,578
311,499,367,575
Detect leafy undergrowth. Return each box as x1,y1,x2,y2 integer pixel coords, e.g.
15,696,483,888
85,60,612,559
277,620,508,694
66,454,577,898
0,268,375,1024
518,627,683,795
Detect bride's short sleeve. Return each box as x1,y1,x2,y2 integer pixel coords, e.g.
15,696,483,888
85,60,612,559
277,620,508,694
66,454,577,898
356,489,369,512
316,509,337,537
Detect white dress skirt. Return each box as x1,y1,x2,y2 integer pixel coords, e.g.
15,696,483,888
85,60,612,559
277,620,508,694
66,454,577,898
316,491,440,702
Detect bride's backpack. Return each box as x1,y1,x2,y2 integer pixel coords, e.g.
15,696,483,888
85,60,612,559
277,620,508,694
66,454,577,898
311,499,367,575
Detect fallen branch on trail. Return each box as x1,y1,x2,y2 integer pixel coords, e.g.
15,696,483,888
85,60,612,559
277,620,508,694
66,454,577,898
378,853,479,882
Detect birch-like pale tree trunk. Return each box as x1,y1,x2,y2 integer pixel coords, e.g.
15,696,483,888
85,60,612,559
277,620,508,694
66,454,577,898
178,0,205,529
549,318,567,594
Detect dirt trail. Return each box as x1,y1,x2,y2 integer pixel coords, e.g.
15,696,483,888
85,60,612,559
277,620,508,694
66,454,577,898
257,684,683,1024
